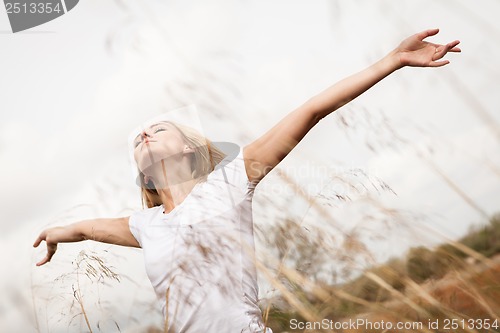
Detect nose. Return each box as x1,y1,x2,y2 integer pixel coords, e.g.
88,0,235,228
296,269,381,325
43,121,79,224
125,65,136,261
141,130,151,139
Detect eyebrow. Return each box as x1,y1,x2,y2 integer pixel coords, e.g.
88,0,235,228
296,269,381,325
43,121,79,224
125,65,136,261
134,122,171,142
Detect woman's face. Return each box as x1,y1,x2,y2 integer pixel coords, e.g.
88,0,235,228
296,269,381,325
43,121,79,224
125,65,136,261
133,122,188,173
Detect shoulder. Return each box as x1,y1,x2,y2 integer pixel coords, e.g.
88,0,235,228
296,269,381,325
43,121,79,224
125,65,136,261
209,144,255,192
130,205,163,225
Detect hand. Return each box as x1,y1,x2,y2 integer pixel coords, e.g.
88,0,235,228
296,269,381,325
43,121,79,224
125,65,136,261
395,28,461,69
33,227,62,266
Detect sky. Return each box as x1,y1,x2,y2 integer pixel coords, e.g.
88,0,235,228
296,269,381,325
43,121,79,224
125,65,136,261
1,0,499,332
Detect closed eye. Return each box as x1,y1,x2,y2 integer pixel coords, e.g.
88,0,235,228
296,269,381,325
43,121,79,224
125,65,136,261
133,124,168,148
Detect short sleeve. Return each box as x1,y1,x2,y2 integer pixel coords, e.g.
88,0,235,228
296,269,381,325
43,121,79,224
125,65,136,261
128,211,144,247
128,206,164,247
210,146,253,193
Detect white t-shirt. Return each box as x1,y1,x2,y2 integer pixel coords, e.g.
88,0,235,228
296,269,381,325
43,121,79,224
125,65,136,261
129,146,272,333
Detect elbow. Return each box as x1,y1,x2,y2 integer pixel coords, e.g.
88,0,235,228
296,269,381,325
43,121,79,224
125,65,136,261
312,109,325,125
301,97,324,125
303,95,349,123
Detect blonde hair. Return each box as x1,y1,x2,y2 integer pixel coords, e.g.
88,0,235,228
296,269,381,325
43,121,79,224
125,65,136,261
137,120,227,208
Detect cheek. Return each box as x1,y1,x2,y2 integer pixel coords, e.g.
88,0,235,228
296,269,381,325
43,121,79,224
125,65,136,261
156,134,185,151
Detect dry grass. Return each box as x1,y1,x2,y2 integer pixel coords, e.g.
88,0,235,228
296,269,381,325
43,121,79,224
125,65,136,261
30,103,500,332
260,213,500,333
28,2,500,332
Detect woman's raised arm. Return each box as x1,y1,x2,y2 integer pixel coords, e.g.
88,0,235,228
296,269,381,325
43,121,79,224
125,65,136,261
243,28,460,183
33,216,140,266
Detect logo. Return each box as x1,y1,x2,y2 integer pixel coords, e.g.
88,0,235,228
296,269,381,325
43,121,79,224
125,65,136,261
3,0,79,33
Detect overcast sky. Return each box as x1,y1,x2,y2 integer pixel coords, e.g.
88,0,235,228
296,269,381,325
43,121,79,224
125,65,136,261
1,0,499,332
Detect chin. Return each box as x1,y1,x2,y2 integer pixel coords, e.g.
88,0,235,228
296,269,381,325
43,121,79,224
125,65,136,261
137,149,163,167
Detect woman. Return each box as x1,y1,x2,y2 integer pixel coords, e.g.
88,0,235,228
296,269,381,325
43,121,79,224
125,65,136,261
33,29,460,332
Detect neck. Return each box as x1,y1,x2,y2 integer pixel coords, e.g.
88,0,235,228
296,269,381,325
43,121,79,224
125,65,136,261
158,178,199,213
145,158,198,213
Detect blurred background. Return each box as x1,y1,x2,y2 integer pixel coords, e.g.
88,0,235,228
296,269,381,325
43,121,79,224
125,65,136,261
1,0,499,332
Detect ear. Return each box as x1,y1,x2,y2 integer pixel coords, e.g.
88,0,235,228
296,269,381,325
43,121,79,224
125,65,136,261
184,145,195,154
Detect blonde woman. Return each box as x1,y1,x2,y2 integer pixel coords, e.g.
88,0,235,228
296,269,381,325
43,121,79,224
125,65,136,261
33,29,460,332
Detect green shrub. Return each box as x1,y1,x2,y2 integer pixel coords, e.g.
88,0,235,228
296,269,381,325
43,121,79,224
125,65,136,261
460,213,500,257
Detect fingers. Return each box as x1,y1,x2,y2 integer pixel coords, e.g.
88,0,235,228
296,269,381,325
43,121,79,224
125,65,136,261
419,29,461,52
432,40,461,64
33,231,46,247
34,230,56,266
418,28,439,41
35,244,56,266
36,252,54,266
429,60,450,68
435,41,460,54
36,254,50,266
33,237,42,248
417,28,461,50
447,40,461,52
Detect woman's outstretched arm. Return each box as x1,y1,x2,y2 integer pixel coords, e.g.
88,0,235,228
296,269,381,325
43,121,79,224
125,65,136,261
33,217,140,266
243,28,460,183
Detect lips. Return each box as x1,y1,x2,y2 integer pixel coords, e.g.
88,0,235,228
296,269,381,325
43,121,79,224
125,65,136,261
141,140,156,150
